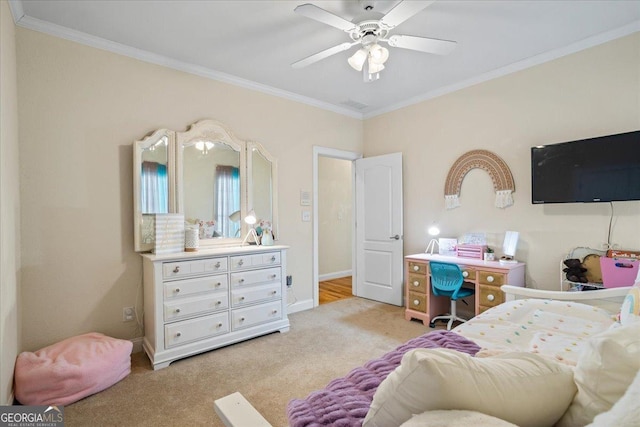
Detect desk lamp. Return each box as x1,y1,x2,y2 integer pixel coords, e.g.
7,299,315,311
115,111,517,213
241,210,258,245
425,225,440,255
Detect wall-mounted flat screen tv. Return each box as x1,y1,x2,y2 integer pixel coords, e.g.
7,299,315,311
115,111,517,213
531,130,640,204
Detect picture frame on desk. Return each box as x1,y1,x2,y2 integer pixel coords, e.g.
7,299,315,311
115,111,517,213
438,238,457,256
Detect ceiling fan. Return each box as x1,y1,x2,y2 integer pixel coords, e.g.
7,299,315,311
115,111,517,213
291,0,456,81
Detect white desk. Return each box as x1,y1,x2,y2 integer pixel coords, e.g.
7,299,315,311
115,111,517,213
404,253,526,325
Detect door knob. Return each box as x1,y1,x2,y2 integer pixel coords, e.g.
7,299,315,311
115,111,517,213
389,235,400,240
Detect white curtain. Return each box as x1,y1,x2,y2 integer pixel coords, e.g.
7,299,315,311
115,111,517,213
141,161,168,214
215,165,240,237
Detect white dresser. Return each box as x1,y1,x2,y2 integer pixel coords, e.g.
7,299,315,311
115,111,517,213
142,245,289,369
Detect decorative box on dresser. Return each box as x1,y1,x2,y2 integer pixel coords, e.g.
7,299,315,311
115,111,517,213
142,245,289,370
404,253,525,325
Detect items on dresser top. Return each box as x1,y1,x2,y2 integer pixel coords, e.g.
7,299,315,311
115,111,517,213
404,253,525,325
142,245,289,369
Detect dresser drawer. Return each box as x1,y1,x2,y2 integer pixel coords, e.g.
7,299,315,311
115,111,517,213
478,271,505,286
231,283,280,307
407,291,426,313
164,312,229,348
232,301,282,330
230,251,281,270
163,257,228,279
164,274,228,299
163,291,228,322
408,261,427,275
231,267,281,288
479,284,504,308
407,274,427,293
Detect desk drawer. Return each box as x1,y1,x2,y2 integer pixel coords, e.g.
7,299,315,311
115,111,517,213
407,274,427,293
231,267,281,288
232,301,282,330
478,271,505,286
461,268,476,281
479,284,504,308
163,257,227,279
231,283,281,307
408,291,426,313
408,261,427,275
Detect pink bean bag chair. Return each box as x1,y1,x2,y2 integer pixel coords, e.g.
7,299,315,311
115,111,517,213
14,332,132,406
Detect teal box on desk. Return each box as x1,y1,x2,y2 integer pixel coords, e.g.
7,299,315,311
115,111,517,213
600,257,639,288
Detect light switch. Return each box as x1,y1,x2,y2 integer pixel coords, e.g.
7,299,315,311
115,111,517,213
302,210,311,222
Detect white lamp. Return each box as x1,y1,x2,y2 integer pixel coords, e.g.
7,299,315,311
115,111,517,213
241,209,258,245
425,225,440,255
348,47,368,71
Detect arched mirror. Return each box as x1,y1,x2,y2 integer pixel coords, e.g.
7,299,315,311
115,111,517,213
176,120,247,246
133,129,175,252
133,119,277,252
248,141,278,240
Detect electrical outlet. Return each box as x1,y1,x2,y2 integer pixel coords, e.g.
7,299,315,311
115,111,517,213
286,275,292,287
123,307,135,322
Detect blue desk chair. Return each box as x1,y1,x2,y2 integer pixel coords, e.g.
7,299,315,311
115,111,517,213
428,261,475,330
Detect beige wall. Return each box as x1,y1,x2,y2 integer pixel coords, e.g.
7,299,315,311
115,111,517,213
365,32,640,290
0,0,21,404
16,28,363,351
318,157,353,277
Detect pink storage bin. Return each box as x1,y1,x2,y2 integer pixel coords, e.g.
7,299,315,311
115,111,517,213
600,257,640,288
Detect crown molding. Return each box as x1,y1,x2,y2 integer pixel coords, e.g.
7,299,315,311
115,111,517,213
13,13,364,120
364,20,640,119
8,0,25,23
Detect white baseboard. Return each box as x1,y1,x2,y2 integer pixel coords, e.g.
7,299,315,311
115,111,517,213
318,270,352,281
130,336,144,354
287,298,314,314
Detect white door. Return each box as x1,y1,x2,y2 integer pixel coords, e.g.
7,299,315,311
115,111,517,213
355,152,403,306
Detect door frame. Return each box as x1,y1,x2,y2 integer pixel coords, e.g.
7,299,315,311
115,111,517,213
313,146,362,308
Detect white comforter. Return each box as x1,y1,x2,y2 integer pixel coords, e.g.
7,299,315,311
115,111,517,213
454,299,616,365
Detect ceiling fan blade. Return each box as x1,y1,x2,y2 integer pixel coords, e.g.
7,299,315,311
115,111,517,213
294,3,356,32
380,0,435,29
292,42,357,68
386,34,456,55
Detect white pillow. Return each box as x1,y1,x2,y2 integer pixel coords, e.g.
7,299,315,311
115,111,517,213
362,349,576,427
556,321,640,427
587,368,640,427
400,410,518,427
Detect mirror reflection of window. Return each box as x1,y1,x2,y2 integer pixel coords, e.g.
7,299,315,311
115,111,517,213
140,141,169,214
215,165,240,238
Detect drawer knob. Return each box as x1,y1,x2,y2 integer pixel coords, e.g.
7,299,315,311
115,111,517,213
413,265,419,271
238,260,244,266
239,278,245,283
270,274,277,279
176,332,181,337
217,322,223,328
462,271,468,278
215,262,221,268
413,281,419,287
173,266,180,273
487,294,495,302
175,308,181,313
215,282,221,287
240,317,245,322
174,288,181,293
240,296,245,301
271,256,276,261
271,290,277,295
413,299,420,306
215,300,221,305
272,309,278,314
487,275,495,283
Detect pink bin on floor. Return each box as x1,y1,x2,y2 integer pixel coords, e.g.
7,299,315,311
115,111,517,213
600,257,640,288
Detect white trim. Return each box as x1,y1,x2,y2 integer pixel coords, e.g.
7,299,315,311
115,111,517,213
7,0,24,23
13,15,363,120
313,146,362,309
318,270,352,282
287,298,314,314
364,20,640,119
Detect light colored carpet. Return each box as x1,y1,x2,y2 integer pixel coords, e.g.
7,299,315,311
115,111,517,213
64,297,433,426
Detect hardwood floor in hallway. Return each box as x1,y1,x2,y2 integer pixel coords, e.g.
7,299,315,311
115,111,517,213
319,276,353,305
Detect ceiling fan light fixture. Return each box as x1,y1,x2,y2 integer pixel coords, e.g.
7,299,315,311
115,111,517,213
369,44,389,64
367,60,385,74
348,47,369,71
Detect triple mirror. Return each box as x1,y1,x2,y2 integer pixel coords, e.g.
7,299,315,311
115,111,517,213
133,119,277,252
